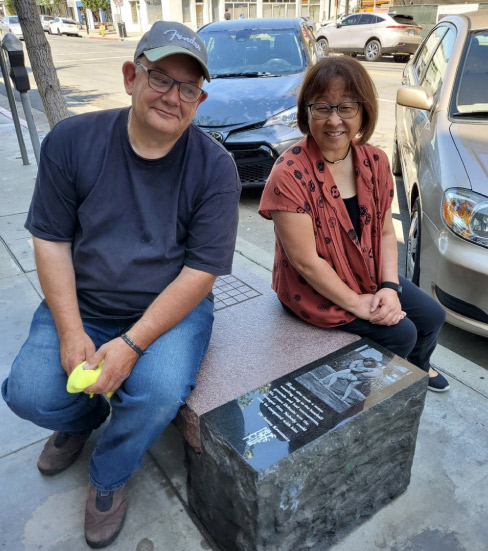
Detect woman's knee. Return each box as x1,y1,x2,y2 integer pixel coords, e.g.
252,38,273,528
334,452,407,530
379,318,418,359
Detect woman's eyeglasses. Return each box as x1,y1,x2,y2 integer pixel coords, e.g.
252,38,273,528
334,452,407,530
308,101,362,120
136,63,204,103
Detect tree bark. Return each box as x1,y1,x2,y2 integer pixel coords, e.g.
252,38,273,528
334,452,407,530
14,0,70,128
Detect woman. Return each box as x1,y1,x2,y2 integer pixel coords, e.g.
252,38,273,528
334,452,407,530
258,56,449,392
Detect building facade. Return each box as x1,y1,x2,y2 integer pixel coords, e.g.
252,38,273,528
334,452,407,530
108,0,337,32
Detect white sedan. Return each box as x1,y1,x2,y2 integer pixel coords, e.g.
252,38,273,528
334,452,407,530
48,17,80,37
0,15,23,40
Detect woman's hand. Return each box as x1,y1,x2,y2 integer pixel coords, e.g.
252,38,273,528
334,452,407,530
349,293,378,320
369,289,405,326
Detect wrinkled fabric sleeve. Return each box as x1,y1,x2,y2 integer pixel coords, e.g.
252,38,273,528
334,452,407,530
25,130,77,242
258,159,312,220
184,154,241,276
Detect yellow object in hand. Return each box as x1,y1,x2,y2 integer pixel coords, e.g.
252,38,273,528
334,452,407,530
66,360,114,398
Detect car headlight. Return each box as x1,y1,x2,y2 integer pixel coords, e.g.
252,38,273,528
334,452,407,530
263,107,297,128
442,188,488,248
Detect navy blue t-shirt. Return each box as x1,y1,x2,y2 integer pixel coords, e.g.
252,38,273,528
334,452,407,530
26,108,241,320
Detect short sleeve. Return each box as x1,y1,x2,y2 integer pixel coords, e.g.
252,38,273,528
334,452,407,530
25,129,77,242
184,155,240,275
258,157,312,220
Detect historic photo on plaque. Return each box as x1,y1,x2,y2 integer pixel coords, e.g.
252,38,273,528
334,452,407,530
203,339,416,470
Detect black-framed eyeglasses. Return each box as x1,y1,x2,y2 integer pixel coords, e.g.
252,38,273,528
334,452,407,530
136,62,204,103
308,101,362,120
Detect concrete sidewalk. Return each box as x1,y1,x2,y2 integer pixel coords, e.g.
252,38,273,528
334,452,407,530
0,91,487,551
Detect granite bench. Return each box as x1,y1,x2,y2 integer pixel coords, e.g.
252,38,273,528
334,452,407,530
172,264,428,551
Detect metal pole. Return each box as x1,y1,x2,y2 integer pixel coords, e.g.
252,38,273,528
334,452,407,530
0,47,29,165
20,92,40,166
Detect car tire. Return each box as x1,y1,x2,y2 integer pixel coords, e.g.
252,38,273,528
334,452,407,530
57,28,61,35
48,27,52,34
317,37,329,56
392,137,402,176
364,39,382,62
406,198,421,285
394,54,410,63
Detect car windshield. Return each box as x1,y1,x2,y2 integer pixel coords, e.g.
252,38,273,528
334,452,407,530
199,28,306,77
9,16,20,24
452,31,488,118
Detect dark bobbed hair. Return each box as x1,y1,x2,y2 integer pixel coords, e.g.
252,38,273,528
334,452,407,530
297,56,378,146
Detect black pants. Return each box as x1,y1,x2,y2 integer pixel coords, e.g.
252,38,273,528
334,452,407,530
341,276,445,372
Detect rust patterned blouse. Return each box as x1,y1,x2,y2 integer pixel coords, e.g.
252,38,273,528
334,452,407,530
258,136,394,328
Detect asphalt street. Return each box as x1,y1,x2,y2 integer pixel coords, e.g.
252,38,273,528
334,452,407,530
4,33,487,370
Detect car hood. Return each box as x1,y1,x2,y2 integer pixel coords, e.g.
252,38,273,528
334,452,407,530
450,122,488,196
194,72,303,127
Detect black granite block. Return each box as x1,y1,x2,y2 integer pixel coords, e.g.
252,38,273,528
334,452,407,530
186,340,428,551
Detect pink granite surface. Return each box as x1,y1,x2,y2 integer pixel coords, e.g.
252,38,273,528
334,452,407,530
177,264,359,451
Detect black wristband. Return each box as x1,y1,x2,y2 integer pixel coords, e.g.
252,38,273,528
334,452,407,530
380,281,402,296
120,333,144,357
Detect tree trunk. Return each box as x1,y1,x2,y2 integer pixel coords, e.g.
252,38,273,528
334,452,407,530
14,0,70,128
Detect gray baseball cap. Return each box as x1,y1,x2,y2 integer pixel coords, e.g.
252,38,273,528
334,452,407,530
134,21,210,82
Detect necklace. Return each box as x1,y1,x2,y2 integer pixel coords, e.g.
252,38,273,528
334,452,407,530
323,144,351,165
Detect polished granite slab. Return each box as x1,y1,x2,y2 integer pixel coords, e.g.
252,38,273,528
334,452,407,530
203,339,419,472
187,339,428,551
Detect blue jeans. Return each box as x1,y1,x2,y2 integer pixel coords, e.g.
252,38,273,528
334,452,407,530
2,299,214,491
341,276,445,372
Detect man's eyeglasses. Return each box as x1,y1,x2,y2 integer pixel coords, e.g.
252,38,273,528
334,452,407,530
308,101,362,120
136,62,204,103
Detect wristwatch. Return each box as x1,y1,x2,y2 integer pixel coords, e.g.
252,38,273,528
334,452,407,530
380,281,403,297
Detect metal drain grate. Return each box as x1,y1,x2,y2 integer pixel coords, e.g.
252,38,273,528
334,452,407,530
213,274,262,310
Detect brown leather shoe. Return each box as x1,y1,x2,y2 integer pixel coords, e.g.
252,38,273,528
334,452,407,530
85,483,129,548
37,431,91,475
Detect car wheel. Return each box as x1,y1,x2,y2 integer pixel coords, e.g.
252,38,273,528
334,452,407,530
317,37,329,56
48,27,52,34
364,39,382,62
394,54,410,63
406,198,421,285
392,137,402,176
57,28,61,35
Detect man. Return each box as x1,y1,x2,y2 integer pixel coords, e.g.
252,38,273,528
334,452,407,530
2,21,240,548
224,8,231,20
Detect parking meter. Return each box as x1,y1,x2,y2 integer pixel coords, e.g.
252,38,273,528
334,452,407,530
1,33,30,92
1,33,40,165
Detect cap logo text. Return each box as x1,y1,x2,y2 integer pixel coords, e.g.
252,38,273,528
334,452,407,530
164,29,202,52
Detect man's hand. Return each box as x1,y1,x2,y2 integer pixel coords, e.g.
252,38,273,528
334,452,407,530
369,288,405,326
59,329,96,376
83,337,140,396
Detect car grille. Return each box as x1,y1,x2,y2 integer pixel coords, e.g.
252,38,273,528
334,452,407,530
226,144,277,186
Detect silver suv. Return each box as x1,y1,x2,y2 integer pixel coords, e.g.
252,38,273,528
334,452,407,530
315,12,422,62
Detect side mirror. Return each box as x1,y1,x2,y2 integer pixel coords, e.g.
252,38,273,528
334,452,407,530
396,85,432,111
1,33,30,93
336,22,342,28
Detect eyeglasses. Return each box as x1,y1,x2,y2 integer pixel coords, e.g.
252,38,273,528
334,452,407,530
308,101,362,120
136,62,204,103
